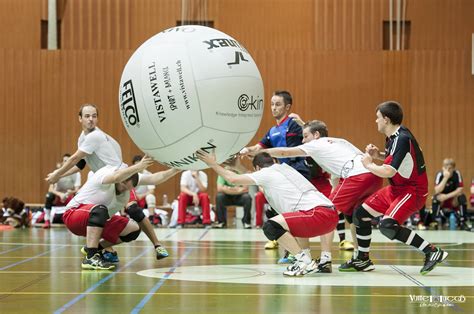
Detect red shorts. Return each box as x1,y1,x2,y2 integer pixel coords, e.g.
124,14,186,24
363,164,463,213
283,206,339,238
329,173,383,216
129,189,146,209
363,186,427,224
311,178,332,198
63,204,129,244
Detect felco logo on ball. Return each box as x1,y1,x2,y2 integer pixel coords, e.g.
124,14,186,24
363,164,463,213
237,94,263,111
120,79,140,127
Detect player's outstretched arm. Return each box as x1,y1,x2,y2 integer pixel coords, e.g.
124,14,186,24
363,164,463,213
102,155,154,184
45,150,87,184
139,168,181,186
196,150,254,186
262,147,307,158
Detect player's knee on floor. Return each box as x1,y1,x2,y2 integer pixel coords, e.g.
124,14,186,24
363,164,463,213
126,203,145,222
263,220,286,241
379,218,401,240
87,205,110,228
119,229,141,242
353,206,373,227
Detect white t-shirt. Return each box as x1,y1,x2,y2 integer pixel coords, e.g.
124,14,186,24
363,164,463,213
245,163,333,214
55,172,81,192
180,170,208,193
78,127,123,172
66,165,128,216
299,137,369,178
134,169,155,195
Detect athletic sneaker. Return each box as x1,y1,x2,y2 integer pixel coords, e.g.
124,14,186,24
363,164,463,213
283,259,318,276
81,253,115,270
278,251,297,264
243,223,252,229
103,251,120,263
338,257,375,272
315,259,332,273
42,220,51,229
420,248,448,275
338,240,354,251
264,240,278,250
156,246,169,260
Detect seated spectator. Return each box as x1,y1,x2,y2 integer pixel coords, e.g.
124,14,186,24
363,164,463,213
431,158,469,230
43,154,81,229
214,157,252,229
177,170,211,227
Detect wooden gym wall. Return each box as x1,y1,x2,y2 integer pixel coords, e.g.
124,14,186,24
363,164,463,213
0,0,473,204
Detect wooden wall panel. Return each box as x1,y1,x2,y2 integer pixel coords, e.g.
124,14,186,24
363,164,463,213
409,50,474,194
60,0,131,49
313,0,383,50
0,49,42,201
0,0,41,48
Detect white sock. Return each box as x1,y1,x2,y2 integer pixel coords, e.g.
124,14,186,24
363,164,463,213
320,251,332,263
302,248,312,259
353,249,359,259
296,251,312,264
44,209,51,221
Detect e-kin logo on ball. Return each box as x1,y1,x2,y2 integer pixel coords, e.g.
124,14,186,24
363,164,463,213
238,94,263,111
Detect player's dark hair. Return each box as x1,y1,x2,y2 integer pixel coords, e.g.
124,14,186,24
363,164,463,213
252,152,275,169
377,101,403,125
273,90,292,106
132,155,143,164
125,173,139,187
303,120,329,137
63,153,71,158
79,103,99,117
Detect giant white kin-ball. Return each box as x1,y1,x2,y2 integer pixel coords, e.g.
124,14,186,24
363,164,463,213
119,25,264,170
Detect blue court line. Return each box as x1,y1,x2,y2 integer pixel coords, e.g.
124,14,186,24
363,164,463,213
54,229,179,314
0,245,65,271
0,245,27,255
130,227,210,314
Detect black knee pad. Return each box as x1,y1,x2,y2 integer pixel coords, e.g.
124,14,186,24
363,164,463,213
344,214,353,224
45,192,55,208
87,205,110,228
262,220,286,241
76,159,86,170
458,194,467,206
119,229,141,242
379,218,401,240
126,203,145,222
432,195,441,205
353,206,373,227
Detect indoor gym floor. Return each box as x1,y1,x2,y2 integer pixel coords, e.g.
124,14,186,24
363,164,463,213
0,227,472,313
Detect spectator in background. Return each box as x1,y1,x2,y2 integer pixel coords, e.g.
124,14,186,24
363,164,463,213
177,170,211,227
431,158,469,230
214,157,252,229
132,155,156,218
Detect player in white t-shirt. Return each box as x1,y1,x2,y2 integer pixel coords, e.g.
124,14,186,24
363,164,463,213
258,120,383,270
45,104,122,184
198,150,338,277
64,157,153,270
43,153,82,229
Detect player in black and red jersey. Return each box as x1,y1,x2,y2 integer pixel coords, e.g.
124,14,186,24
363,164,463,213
339,101,448,275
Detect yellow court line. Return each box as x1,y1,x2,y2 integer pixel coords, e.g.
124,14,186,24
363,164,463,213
0,291,472,298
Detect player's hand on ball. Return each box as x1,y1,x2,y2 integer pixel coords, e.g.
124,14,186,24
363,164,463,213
196,149,216,165
138,155,154,169
239,147,250,156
